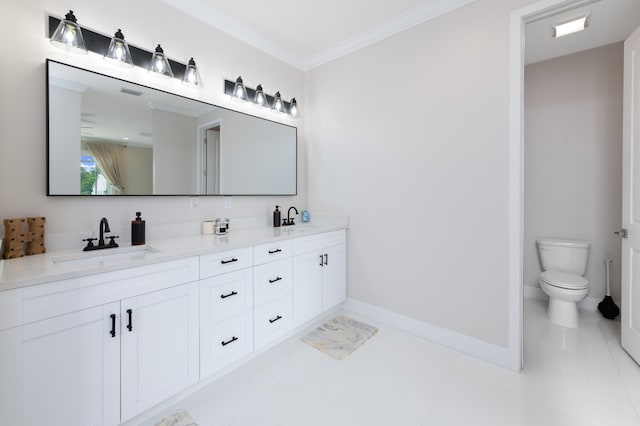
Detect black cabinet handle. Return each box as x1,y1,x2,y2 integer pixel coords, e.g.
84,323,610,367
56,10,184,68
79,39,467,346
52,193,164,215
268,248,282,254
269,277,282,284
319,254,324,267
269,315,283,324
221,258,238,264
110,314,116,338
221,336,238,346
324,254,328,266
220,291,238,299
126,309,133,332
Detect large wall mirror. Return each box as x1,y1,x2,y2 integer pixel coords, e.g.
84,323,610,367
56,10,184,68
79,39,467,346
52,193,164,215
46,60,297,196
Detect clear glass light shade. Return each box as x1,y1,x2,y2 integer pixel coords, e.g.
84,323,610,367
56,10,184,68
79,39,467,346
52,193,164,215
272,91,285,113
254,84,266,106
50,10,87,54
148,44,173,78
182,58,204,88
289,98,300,118
104,29,133,68
233,76,248,101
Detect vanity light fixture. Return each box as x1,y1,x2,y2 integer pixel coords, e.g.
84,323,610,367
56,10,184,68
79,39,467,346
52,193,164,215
553,15,589,38
50,10,87,54
288,98,299,118
223,78,300,118
272,91,286,113
104,29,134,68
182,58,204,88
254,84,267,106
148,44,174,79
233,76,248,100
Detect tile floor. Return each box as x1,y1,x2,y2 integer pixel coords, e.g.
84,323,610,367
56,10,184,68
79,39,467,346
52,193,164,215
143,299,640,426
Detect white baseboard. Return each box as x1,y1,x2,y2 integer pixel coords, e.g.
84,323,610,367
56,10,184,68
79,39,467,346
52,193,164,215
341,298,509,369
523,285,605,311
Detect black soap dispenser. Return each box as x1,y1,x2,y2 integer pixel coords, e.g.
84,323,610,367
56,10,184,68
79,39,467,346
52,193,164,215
273,206,281,228
131,212,145,245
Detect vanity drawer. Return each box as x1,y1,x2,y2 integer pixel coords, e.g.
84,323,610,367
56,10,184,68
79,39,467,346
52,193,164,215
292,229,346,255
200,312,253,378
200,247,253,279
253,258,292,307
253,240,292,265
254,297,292,349
200,269,253,324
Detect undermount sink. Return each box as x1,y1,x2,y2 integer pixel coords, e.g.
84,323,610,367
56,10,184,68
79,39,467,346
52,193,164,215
281,224,319,233
52,245,160,268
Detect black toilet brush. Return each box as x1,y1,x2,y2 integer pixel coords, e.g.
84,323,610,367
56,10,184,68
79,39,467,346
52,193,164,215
598,259,620,320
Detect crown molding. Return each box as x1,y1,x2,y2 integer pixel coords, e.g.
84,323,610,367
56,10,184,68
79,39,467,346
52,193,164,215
163,0,476,72
303,0,477,70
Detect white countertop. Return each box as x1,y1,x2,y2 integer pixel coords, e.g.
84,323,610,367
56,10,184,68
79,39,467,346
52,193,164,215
0,223,347,291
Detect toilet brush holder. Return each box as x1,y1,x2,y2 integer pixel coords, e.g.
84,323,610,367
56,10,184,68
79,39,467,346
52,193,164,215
598,259,619,320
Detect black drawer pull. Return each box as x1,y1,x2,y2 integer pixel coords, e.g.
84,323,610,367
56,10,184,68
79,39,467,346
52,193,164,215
220,291,238,299
269,277,282,284
319,254,324,267
221,336,239,346
110,314,116,338
268,248,282,254
324,253,328,266
269,315,283,324
221,258,238,264
126,309,133,332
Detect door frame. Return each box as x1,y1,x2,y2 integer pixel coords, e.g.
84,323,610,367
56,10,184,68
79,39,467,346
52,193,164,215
508,0,599,372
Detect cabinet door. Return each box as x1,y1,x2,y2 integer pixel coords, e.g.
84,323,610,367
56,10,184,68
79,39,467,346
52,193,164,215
22,302,121,426
292,251,324,327
120,282,198,422
0,327,22,426
323,244,346,310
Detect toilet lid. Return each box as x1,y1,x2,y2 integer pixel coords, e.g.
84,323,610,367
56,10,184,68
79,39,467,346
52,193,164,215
540,271,588,290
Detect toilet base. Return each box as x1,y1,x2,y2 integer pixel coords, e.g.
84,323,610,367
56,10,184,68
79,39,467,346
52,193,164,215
547,298,579,328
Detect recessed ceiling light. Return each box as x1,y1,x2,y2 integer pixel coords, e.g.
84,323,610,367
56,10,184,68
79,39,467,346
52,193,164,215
553,15,589,38
122,137,130,140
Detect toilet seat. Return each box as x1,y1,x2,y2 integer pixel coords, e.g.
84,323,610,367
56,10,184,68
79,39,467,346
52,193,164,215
540,271,588,290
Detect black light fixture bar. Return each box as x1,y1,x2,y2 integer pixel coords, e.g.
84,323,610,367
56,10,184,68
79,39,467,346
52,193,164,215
48,16,188,80
224,79,293,111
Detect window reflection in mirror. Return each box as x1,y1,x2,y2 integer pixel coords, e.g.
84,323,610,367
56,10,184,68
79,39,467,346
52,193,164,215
47,60,297,196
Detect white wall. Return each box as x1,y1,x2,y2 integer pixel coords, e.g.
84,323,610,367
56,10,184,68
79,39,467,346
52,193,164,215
49,86,82,194
122,145,152,195
153,109,197,195
305,0,535,348
524,43,624,301
0,0,305,238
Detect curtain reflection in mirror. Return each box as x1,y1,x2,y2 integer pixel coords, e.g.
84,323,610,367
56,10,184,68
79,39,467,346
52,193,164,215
86,142,125,194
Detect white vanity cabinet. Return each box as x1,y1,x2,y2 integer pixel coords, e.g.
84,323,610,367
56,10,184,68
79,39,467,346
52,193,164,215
253,239,293,349
0,225,348,426
18,257,200,426
292,230,346,327
199,248,254,378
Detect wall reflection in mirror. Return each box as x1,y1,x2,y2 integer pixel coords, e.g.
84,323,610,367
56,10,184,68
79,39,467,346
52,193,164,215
47,60,297,196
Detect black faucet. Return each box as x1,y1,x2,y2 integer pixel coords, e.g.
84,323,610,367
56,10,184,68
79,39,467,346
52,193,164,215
99,217,110,246
282,206,298,226
83,217,119,251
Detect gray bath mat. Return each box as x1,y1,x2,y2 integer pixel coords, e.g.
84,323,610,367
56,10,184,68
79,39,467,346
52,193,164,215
301,315,378,360
155,409,197,426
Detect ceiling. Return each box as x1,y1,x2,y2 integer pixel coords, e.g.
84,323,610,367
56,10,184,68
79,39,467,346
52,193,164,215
162,0,640,70
525,0,640,65
162,0,476,70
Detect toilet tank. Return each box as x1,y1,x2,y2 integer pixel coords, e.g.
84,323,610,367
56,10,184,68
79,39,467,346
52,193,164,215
536,238,590,275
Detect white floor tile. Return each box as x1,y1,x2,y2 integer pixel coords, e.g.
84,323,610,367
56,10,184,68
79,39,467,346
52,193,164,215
140,300,640,426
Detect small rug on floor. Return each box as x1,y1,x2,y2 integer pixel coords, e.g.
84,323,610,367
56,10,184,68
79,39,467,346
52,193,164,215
155,409,197,426
301,315,378,360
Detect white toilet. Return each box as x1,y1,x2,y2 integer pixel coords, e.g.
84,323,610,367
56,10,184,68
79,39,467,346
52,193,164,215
536,238,590,328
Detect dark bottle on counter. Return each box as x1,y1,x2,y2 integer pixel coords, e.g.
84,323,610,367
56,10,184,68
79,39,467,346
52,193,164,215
273,206,281,228
131,212,145,245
